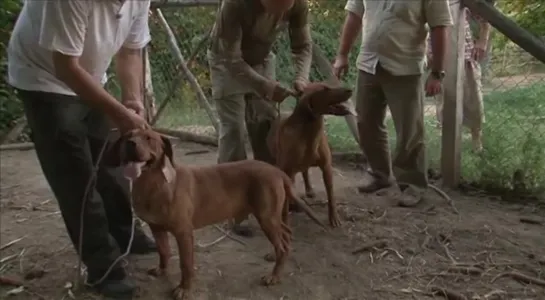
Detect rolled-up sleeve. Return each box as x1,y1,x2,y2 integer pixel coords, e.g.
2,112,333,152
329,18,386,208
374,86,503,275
424,0,453,28
39,0,91,56
123,2,151,49
345,0,364,18
288,0,312,82
212,0,272,99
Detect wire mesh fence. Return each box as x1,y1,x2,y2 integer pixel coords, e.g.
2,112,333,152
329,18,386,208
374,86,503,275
110,4,544,195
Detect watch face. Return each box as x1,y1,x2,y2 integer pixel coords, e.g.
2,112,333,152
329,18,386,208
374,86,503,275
433,71,445,79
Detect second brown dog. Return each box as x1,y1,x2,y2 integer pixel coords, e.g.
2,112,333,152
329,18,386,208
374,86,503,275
267,82,353,227
105,129,325,300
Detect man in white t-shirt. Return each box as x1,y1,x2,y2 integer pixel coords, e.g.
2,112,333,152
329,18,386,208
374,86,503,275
8,0,154,297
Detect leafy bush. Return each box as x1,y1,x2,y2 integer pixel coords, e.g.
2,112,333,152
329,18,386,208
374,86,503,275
0,0,23,133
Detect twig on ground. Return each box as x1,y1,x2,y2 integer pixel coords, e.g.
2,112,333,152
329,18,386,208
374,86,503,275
439,240,457,265
39,211,60,218
19,248,26,274
184,149,210,156
428,184,459,215
371,209,387,222
483,289,507,299
212,224,246,246
0,276,23,286
519,217,542,225
420,227,432,250
445,265,483,276
380,248,404,261
352,239,388,255
197,231,229,248
491,271,545,287
429,286,468,300
0,236,26,250
0,249,26,265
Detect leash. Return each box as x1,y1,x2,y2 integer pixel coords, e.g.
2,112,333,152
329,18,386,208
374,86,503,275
73,129,138,289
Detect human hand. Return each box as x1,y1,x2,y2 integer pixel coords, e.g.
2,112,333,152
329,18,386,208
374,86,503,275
268,82,294,103
472,44,487,62
114,107,149,133
332,55,349,79
293,78,308,95
425,75,443,97
122,99,145,117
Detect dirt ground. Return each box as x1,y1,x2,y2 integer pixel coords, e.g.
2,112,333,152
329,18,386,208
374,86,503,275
1,141,544,300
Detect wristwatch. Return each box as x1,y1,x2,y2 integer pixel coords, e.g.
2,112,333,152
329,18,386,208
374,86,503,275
431,70,446,80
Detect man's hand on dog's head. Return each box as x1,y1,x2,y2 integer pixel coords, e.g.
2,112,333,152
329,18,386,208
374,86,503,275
268,82,295,103
293,78,309,95
114,107,149,134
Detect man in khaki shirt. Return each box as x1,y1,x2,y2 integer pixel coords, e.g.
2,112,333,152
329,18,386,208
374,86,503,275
208,0,312,236
333,0,452,196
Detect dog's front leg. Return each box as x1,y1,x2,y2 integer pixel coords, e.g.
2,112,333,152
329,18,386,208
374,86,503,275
301,170,316,199
172,230,195,300
148,224,171,277
320,163,341,227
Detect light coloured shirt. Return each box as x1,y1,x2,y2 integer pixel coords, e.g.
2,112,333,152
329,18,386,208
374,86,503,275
345,0,453,76
8,0,151,96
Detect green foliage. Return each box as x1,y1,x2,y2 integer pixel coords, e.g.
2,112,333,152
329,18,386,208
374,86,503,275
1,0,23,132
499,0,545,38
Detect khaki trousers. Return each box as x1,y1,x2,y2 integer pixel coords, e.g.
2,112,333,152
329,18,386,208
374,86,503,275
208,52,278,164
355,65,428,188
435,60,485,136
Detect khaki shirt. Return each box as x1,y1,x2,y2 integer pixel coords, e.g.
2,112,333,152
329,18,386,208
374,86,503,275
209,0,312,99
345,0,452,76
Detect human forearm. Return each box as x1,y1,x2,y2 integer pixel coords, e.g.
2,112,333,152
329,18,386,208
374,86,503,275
337,12,362,57
478,22,492,46
290,25,312,82
223,57,274,99
115,47,144,104
52,53,127,120
429,26,448,71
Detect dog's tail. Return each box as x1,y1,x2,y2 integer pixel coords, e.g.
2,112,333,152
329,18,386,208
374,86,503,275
282,174,326,229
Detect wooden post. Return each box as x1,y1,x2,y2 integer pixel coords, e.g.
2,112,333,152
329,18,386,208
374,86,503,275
154,8,219,132
440,4,466,187
311,43,360,145
462,0,545,64
142,46,157,122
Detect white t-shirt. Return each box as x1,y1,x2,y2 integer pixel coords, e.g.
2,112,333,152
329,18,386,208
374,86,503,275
7,0,151,96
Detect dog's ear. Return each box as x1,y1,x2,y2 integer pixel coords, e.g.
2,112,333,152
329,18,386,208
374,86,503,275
102,138,123,167
161,135,174,164
326,86,353,105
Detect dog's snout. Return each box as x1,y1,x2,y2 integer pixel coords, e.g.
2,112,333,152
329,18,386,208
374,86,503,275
341,88,353,98
125,140,138,159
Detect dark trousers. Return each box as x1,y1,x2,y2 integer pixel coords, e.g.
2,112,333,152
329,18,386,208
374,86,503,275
18,89,134,277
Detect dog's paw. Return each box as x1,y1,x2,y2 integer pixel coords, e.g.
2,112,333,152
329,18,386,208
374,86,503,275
147,267,165,277
288,202,303,213
172,285,190,300
260,274,280,286
263,253,276,262
305,191,316,199
329,213,342,228
232,225,254,238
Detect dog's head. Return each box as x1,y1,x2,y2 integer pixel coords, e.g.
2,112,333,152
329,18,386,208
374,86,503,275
104,129,173,170
297,82,354,116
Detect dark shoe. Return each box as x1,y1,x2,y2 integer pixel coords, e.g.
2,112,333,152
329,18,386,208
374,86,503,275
357,179,393,193
88,268,135,299
128,231,157,255
232,223,254,237
115,228,157,255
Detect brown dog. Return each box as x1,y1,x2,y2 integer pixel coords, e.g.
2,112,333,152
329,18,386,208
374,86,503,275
105,129,325,300
267,82,353,227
